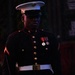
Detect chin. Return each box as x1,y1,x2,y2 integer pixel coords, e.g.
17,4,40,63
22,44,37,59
31,27,38,30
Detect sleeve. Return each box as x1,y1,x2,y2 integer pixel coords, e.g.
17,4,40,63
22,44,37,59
50,35,62,75
2,35,17,75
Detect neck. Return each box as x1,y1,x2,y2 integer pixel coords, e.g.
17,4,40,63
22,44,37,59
24,27,38,31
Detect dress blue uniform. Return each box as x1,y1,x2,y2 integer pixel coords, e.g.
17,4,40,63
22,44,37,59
2,28,62,75
2,1,62,75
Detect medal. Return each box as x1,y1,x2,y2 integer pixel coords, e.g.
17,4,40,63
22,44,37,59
42,42,46,46
41,37,46,46
41,37,49,46
46,41,49,45
45,37,49,45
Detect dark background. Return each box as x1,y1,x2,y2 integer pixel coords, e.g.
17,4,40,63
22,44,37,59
0,0,75,75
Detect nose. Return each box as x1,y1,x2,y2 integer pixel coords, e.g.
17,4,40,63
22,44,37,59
33,17,40,21
33,17,37,20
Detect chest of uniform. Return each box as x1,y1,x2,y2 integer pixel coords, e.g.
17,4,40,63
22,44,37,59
16,33,52,64
17,34,51,56
18,34,50,50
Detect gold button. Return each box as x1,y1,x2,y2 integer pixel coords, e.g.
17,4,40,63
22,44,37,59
45,48,48,50
35,30,37,32
18,30,21,32
41,29,44,31
34,52,37,55
33,41,36,43
28,30,31,33
34,57,37,60
34,46,37,49
32,36,35,38
22,49,24,51
16,63,18,67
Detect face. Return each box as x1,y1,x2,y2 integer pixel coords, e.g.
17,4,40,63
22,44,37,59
22,13,41,30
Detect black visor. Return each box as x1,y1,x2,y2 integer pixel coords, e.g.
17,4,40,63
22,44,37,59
25,10,42,18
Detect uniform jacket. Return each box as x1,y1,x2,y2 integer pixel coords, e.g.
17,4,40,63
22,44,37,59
2,28,62,75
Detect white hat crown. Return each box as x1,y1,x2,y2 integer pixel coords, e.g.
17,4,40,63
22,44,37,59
16,1,45,13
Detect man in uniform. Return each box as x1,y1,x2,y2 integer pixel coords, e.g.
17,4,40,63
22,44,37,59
2,1,62,75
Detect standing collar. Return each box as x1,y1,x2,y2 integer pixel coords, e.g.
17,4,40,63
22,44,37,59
23,28,38,34
23,28,44,34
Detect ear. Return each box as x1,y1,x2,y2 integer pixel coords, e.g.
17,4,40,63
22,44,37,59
21,14,24,22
